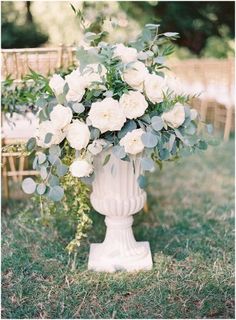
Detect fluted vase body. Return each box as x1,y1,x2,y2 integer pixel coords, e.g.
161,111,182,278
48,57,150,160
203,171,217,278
88,150,153,272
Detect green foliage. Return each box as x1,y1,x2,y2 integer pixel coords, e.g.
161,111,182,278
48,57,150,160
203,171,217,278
1,2,48,48
120,1,235,56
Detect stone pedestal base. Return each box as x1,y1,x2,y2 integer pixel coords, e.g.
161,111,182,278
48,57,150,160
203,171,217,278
88,216,153,272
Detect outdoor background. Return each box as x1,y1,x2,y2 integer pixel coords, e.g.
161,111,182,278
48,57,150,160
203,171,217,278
1,1,235,319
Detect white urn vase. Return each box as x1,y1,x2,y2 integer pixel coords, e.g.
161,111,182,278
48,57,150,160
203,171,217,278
88,150,153,272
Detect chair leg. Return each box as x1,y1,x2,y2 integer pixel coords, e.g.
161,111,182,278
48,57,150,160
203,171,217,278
224,107,233,142
2,157,9,199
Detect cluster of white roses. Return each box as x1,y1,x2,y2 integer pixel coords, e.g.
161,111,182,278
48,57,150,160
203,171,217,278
35,43,191,179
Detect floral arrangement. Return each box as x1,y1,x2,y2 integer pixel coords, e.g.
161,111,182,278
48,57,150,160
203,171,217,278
22,23,212,249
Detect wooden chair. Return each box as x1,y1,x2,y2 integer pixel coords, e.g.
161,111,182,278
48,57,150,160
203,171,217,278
2,138,38,199
1,46,76,79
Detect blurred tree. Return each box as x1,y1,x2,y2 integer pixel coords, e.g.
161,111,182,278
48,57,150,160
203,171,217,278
1,1,48,48
120,1,235,55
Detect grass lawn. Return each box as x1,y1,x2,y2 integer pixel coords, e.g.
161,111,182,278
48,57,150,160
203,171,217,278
2,138,235,319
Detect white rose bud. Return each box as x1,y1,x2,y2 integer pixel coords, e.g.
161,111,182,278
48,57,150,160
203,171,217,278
88,97,126,133
123,61,148,91
144,73,166,104
66,120,90,150
161,103,186,129
65,70,86,102
49,104,73,129
69,159,93,178
35,120,65,148
120,91,148,119
113,43,138,64
120,128,145,155
49,74,65,96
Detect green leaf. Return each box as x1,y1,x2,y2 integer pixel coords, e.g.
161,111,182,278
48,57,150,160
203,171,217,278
163,32,179,38
151,116,164,131
36,97,47,108
26,137,36,151
44,133,53,144
102,154,111,166
37,183,46,195
48,186,64,202
137,175,147,189
22,178,36,194
198,140,208,150
141,132,158,148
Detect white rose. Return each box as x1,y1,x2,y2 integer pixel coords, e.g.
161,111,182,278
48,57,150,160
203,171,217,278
144,74,166,104
35,120,65,148
113,43,138,64
161,103,186,129
49,74,65,96
123,61,148,91
49,104,73,129
120,91,148,119
87,139,107,155
120,128,145,155
88,97,126,133
66,120,90,150
65,70,86,102
69,159,93,178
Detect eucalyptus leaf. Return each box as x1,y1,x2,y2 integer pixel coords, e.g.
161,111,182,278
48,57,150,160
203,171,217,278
118,120,137,139
37,183,46,195
90,127,100,140
72,103,85,114
38,152,47,164
48,175,60,187
151,116,164,131
159,148,170,160
49,145,61,156
141,157,155,171
40,166,48,180
26,137,36,151
22,178,36,194
44,133,53,144
56,164,68,177
185,122,197,135
48,186,64,202
141,132,158,148
112,145,126,159
137,175,147,189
